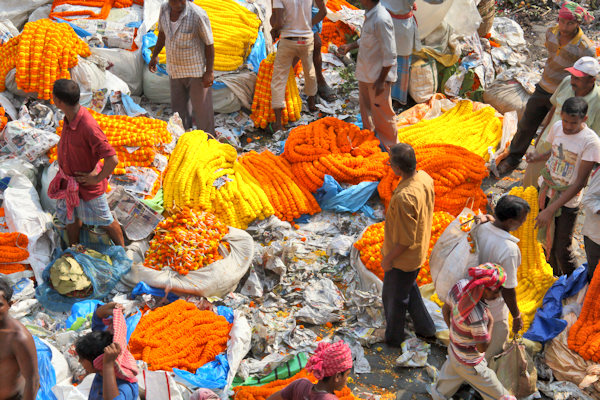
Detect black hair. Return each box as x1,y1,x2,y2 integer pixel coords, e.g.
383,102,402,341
389,143,417,174
494,195,530,222
52,79,80,106
0,276,12,302
75,330,113,362
562,97,588,119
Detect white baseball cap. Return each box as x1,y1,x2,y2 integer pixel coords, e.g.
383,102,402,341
565,56,600,77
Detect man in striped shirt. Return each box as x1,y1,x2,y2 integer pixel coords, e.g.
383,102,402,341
496,0,595,175
430,264,514,400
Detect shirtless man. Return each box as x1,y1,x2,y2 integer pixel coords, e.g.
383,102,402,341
0,277,39,400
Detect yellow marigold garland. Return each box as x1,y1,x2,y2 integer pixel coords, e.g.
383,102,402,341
568,261,600,361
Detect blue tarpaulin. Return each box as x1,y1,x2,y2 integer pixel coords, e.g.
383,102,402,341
34,336,57,400
315,175,378,218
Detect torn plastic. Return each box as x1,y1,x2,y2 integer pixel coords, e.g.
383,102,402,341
396,337,431,368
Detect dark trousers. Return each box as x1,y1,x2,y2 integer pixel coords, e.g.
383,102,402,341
505,84,553,165
544,198,579,276
169,77,215,133
382,268,436,346
584,236,600,282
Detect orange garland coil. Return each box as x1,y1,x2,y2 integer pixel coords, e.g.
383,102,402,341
129,300,231,372
0,232,30,274
144,208,229,276
239,150,321,222
49,0,144,21
0,19,91,101
0,107,7,132
282,117,388,192
568,261,600,361
378,144,488,216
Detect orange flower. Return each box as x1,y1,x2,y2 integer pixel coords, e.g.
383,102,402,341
568,260,600,361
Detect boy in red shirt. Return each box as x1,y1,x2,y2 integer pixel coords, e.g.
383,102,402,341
48,79,124,247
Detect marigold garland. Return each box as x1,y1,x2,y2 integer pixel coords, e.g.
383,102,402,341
162,130,274,229
49,0,143,21
320,0,357,53
568,261,600,361
378,144,488,216
233,370,357,400
129,299,231,372
0,107,7,131
239,150,321,222
507,186,557,335
396,100,502,160
251,53,302,129
0,232,30,274
0,19,91,101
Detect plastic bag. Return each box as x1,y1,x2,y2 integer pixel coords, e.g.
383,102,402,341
315,175,377,217
489,340,537,398
409,58,438,104
0,19,18,44
92,47,144,95
350,226,383,295
40,162,59,214
0,0,52,29
395,337,431,367
34,335,58,400
35,246,132,313
142,370,185,400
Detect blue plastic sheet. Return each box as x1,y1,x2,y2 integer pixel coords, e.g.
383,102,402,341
126,310,142,343
246,31,266,73
130,281,179,303
217,305,234,323
121,93,147,117
315,175,378,218
66,300,104,330
173,353,229,389
35,246,132,313
34,336,57,400
524,264,589,343
52,18,92,38
141,32,168,75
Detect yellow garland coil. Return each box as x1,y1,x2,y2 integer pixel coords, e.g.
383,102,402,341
251,53,302,129
396,100,503,161
162,130,274,229
508,186,557,335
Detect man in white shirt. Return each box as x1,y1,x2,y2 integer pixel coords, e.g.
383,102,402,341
582,164,600,281
338,0,397,149
270,0,326,133
472,195,530,359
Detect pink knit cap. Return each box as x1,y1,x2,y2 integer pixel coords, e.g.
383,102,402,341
306,341,353,379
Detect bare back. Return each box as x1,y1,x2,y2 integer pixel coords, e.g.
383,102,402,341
0,318,34,400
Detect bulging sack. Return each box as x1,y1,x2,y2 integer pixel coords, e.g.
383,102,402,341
409,58,438,104
489,340,537,397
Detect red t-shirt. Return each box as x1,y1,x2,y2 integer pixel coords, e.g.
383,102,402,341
57,107,116,201
280,379,338,400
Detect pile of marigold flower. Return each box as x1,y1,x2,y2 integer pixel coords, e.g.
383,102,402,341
508,186,557,335
144,208,229,276
320,0,358,52
130,300,231,372
0,19,91,100
353,211,454,285
233,370,357,400
0,232,30,274
0,107,7,131
251,53,301,129
378,144,488,216
162,130,274,229
396,100,502,160
239,150,321,222
568,260,600,361
282,117,388,192
49,0,143,20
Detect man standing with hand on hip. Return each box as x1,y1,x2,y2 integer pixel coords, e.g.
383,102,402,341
149,0,215,133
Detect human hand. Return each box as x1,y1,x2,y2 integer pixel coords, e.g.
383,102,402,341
270,28,280,40
337,44,350,56
474,214,495,224
512,314,523,334
103,343,121,364
525,152,538,163
381,256,393,273
74,170,100,185
374,79,385,97
203,71,214,88
149,56,158,73
96,302,122,319
535,207,554,229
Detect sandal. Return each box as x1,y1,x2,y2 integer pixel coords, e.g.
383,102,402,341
318,84,337,102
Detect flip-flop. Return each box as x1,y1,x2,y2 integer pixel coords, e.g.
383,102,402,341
318,84,337,102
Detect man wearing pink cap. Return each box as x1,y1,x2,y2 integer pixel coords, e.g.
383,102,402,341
524,56,600,187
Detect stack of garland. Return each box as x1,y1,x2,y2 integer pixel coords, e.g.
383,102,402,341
568,260,600,361
282,117,388,192
162,130,274,229
320,0,358,52
129,300,231,372
144,208,229,275
233,370,357,400
378,144,489,216
0,107,6,131
507,186,557,335
239,150,321,222
353,211,454,286
396,100,503,161
0,19,91,101
0,232,30,274
49,0,144,20
251,53,302,129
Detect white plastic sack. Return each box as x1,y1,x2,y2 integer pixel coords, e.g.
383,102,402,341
0,158,37,186
350,227,383,295
225,310,252,396
52,373,95,400
409,58,438,104
415,0,454,39
40,162,59,214
0,19,19,45
0,0,52,29
70,57,106,106
483,80,530,120
92,47,144,95
443,0,481,37
121,227,254,298
28,5,52,22
142,69,171,104
141,370,184,400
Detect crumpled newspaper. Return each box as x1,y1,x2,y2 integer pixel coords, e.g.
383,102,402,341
396,337,431,368
296,278,345,325
537,381,596,400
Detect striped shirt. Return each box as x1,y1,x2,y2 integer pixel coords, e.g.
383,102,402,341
158,2,214,79
538,25,595,93
447,279,490,366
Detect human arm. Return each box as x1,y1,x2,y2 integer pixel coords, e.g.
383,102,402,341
338,41,359,55
534,106,556,147
203,44,214,88
266,391,285,400
149,29,166,73
270,4,284,39
582,167,600,215
381,194,418,272
312,0,327,26
442,303,451,328
374,17,396,97
381,243,408,272
14,332,39,400
475,310,493,353
197,12,214,88
501,287,522,334
74,155,118,186
525,149,551,163
102,343,122,400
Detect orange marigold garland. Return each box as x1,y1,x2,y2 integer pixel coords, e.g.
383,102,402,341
129,300,231,372
568,260,600,361
0,107,7,131
0,232,30,274
282,117,388,192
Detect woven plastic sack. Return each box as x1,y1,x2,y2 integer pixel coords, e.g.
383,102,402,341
489,340,537,397
483,80,530,120
35,246,132,312
408,58,438,104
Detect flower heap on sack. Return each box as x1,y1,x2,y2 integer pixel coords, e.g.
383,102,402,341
0,19,90,101
378,144,489,216
0,107,7,132
239,150,321,222
162,130,274,229
144,208,229,276
568,260,600,361
353,211,454,286
49,0,144,20
282,117,388,192
396,100,503,161
320,0,358,52
508,186,557,335
129,300,231,372
251,53,302,129
0,232,30,275
459,213,477,253
233,370,357,400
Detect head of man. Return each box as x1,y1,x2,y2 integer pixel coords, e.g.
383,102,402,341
75,330,113,373
567,56,599,97
359,0,379,10
389,143,417,179
494,194,530,232
52,79,80,113
557,0,594,37
560,96,588,135
0,277,13,323
306,340,353,391
456,263,506,322
168,0,186,13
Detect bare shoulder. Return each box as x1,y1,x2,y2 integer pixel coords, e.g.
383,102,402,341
9,318,35,348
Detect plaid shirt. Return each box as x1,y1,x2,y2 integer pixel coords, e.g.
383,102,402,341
158,2,214,79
